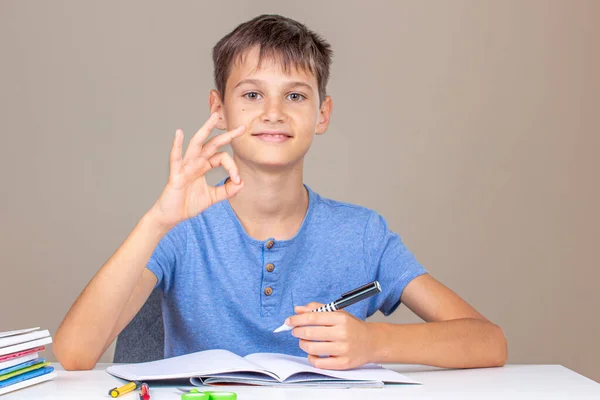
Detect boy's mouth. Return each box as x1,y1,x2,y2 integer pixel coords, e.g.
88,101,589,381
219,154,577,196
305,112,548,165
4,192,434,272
251,131,293,142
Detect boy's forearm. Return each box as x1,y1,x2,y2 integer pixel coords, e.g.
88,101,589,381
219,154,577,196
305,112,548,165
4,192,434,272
368,319,507,369
53,210,171,370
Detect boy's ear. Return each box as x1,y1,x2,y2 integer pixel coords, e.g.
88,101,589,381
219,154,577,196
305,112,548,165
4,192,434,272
209,90,228,130
315,96,333,135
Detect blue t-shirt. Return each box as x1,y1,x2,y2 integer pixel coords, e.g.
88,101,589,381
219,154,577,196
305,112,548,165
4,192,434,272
146,183,427,358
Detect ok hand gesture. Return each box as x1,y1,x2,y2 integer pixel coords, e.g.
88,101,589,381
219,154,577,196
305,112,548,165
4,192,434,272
151,113,246,229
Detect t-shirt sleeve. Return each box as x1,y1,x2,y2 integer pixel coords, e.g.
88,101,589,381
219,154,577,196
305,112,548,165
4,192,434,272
363,211,427,316
146,221,188,293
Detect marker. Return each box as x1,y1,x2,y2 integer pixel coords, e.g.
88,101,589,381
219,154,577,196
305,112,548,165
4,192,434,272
181,389,237,400
139,382,150,400
108,380,141,398
274,281,382,333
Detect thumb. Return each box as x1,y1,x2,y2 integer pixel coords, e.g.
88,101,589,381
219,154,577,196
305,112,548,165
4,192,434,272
211,179,244,204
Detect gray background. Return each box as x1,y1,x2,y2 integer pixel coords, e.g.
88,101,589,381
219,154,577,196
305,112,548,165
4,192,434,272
1,0,598,382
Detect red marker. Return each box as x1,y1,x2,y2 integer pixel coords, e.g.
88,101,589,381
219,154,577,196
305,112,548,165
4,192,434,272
139,383,150,400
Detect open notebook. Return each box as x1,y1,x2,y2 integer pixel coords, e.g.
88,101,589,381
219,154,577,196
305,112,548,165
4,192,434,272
107,349,419,388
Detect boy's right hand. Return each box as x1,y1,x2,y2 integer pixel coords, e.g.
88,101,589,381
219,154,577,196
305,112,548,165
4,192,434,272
149,112,246,229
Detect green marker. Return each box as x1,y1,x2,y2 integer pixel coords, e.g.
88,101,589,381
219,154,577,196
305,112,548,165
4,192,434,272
181,389,237,400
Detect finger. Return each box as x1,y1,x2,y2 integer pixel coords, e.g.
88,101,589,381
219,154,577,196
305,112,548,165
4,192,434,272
198,124,246,160
296,304,348,315
292,326,342,341
297,301,325,311
201,152,240,183
209,174,245,204
299,340,346,357
287,311,345,328
308,354,351,371
183,113,221,161
295,302,325,313
169,129,184,173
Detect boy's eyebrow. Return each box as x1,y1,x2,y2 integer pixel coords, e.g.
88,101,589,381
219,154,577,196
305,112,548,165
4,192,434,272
233,79,314,92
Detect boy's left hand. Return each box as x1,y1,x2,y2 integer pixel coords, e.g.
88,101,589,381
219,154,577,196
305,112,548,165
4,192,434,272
286,302,374,370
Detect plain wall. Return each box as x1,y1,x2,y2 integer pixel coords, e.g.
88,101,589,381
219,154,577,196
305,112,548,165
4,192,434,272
1,0,598,382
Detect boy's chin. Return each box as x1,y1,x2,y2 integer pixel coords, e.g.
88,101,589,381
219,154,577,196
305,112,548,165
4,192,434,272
252,158,299,170
239,153,304,171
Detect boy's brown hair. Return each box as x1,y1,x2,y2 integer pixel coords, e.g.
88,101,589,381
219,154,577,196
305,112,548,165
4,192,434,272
212,14,333,104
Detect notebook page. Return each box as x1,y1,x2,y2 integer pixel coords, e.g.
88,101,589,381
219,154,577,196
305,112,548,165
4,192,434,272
201,374,384,387
246,353,419,384
192,371,279,386
107,349,273,381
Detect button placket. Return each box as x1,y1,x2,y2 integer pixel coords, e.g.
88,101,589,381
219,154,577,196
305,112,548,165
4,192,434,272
261,238,280,313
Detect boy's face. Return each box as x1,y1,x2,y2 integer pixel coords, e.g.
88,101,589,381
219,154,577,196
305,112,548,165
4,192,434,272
210,46,332,170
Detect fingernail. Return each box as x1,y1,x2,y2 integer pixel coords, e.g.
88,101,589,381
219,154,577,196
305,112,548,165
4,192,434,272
235,175,240,184
285,318,290,325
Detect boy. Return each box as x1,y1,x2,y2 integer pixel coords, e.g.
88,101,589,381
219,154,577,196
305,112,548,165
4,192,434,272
54,14,507,371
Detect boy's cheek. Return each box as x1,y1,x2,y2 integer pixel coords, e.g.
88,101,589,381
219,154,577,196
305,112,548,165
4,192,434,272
224,107,261,129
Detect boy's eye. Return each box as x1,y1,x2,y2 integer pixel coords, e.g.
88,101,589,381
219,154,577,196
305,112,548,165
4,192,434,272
243,92,262,100
288,93,305,102
242,92,305,102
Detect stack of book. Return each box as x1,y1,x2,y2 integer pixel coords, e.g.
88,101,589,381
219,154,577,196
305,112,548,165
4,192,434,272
0,328,56,396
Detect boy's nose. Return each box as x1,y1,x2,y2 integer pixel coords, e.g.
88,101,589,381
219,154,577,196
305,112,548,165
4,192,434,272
261,99,286,123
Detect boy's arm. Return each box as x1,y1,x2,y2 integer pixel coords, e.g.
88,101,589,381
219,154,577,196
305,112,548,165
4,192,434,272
287,274,507,370
53,213,166,370
369,273,507,367
53,114,247,370
104,267,160,350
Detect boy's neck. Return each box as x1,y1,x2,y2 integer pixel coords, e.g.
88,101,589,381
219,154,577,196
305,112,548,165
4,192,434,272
227,160,309,242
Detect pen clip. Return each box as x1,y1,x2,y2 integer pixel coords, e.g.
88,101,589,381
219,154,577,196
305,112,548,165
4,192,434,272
341,281,380,298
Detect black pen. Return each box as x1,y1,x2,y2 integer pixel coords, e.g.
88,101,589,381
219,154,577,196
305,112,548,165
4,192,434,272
273,281,382,333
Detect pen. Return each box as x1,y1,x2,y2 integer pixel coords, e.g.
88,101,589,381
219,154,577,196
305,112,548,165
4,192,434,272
273,281,382,333
108,380,141,398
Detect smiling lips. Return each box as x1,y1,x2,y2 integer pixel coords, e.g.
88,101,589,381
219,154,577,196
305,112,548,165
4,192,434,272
251,131,293,142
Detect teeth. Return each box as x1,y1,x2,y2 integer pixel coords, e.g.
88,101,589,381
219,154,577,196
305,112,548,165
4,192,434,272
259,134,288,138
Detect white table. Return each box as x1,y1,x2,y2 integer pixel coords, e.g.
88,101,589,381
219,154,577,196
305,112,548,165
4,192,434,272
2,363,599,399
